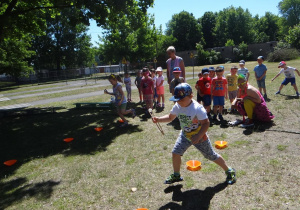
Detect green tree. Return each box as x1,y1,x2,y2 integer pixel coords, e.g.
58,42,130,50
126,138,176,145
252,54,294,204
285,24,300,49
233,42,253,61
199,12,217,48
225,39,235,47
166,11,204,51
215,6,255,46
278,0,300,27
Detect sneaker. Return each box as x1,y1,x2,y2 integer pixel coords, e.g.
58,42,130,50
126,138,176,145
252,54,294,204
213,115,217,121
275,91,280,95
119,121,128,127
225,168,237,185
218,114,224,121
162,104,165,108
240,119,254,128
164,174,183,184
131,109,136,119
264,94,267,99
296,92,300,97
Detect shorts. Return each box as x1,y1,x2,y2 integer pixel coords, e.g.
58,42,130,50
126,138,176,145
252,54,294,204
143,94,153,104
172,134,219,161
203,95,211,106
228,90,238,100
282,77,296,86
197,93,203,103
256,79,266,88
157,86,165,95
116,103,127,111
213,96,225,106
153,88,158,98
126,86,131,93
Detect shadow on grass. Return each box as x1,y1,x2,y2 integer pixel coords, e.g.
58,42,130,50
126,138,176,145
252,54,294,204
0,107,142,191
159,182,228,210
0,177,60,209
242,121,275,135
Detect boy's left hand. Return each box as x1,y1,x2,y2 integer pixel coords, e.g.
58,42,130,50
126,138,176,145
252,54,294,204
191,134,208,145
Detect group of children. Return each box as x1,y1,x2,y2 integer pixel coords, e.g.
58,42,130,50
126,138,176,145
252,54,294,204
104,56,299,186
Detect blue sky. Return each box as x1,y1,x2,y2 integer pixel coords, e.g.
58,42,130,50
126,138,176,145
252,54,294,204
88,0,281,46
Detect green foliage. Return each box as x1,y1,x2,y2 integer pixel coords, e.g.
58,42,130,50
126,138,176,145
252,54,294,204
196,43,221,65
166,11,204,51
199,12,217,48
233,42,253,61
285,24,300,49
278,0,300,27
0,37,35,80
267,41,299,61
225,39,235,47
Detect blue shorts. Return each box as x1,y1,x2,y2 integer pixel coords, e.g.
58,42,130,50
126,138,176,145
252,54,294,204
203,95,211,106
172,134,220,161
197,93,203,103
213,96,225,106
282,78,296,86
256,79,266,88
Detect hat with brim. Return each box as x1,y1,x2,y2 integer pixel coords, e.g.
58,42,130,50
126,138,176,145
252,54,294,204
156,67,163,72
257,56,264,60
278,61,286,68
169,83,192,101
239,60,245,65
202,67,209,75
173,67,181,73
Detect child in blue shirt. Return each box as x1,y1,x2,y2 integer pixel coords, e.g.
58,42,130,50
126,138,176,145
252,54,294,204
254,56,268,99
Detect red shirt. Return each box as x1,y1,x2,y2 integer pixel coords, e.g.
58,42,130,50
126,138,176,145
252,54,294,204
212,77,227,96
197,77,211,95
141,77,153,95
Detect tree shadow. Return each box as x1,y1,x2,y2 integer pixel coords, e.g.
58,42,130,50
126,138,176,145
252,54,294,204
159,182,228,210
242,121,275,135
0,177,60,209
0,107,142,178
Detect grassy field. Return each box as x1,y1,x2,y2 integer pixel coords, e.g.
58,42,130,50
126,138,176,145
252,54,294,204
0,59,300,209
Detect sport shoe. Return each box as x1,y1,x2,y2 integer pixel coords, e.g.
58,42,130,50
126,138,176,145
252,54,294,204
264,94,268,99
296,92,300,97
164,174,183,184
213,115,217,121
131,109,136,118
218,114,224,121
225,168,237,185
240,119,254,128
275,91,280,95
119,121,128,127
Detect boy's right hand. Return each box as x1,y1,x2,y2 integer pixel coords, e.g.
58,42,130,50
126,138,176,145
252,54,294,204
104,89,108,94
152,117,159,123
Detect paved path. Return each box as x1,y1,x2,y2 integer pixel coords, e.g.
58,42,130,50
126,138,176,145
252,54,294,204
0,75,195,108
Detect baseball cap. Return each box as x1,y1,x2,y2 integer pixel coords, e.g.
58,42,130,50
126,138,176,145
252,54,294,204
156,67,163,72
173,67,181,73
239,60,245,65
202,67,209,74
278,61,286,68
169,83,192,102
216,66,224,72
257,56,264,60
219,65,225,70
208,67,215,71
142,68,149,73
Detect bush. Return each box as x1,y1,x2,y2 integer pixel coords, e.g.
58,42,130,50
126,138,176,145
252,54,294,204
233,42,253,61
225,39,235,47
196,43,222,65
267,48,299,62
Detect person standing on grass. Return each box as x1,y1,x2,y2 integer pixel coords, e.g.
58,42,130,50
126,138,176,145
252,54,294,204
254,56,268,99
238,60,250,81
195,72,203,104
197,68,212,118
140,68,154,110
166,46,185,93
211,67,228,121
152,83,237,185
170,67,185,95
226,66,238,113
124,72,132,102
156,67,165,108
272,61,300,97
135,70,143,103
104,74,136,127
150,69,158,106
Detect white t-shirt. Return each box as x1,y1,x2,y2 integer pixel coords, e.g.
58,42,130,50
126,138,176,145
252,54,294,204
152,76,157,88
156,75,164,87
170,99,208,140
238,68,249,77
279,66,296,78
124,77,131,88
